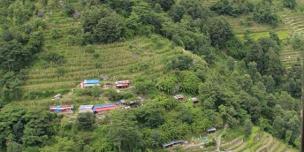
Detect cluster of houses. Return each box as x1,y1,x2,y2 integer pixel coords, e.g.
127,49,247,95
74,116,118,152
50,102,121,114
80,79,130,89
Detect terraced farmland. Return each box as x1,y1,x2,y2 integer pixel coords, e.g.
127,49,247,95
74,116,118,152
21,10,188,98
185,128,297,152
281,13,304,67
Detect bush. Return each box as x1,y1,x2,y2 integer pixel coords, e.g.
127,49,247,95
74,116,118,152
166,55,193,71
77,112,95,130
74,87,102,97
50,29,61,39
41,52,65,65
290,33,304,51
253,2,279,26
156,74,178,94
207,17,234,48
134,78,155,95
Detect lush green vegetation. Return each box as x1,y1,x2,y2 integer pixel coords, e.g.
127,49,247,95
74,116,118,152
0,0,302,151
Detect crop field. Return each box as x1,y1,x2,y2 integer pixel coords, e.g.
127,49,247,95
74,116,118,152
186,127,297,152
280,12,304,67
20,10,187,98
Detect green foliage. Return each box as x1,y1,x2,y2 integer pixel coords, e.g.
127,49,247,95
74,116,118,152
283,0,297,9
211,0,254,17
74,87,102,97
82,6,126,43
134,77,156,95
63,3,75,17
253,2,279,26
77,112,95,130
40,137,76,152
41,52,65,65
207,17,234,48
178,71,201,94
108,112,144,152
244,119,253,137
166,55,193,71
156,74,178,94
290,33,304,51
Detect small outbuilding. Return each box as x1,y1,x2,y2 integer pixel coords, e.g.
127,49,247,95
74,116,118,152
191,97,199,104
174,94,185,101
162,140,187,148
207,127,217,133
80,79,100,88
79,105,94,113
50,105,73,114
115,80,130,89
52,94,62,100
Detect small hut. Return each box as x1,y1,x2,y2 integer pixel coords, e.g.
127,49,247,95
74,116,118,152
115,80,130,89
174,94,185,101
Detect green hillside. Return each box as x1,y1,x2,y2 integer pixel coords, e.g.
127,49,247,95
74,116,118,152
0,0,302,152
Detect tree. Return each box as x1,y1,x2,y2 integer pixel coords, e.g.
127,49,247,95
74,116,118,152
207,17,234,48
253,2,279,26
108,112,144,152
77,112,95,130
156,74,178,94
244,119,253,137
93,14,125,43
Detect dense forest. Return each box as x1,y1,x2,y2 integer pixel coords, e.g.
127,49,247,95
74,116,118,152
0,0,303,151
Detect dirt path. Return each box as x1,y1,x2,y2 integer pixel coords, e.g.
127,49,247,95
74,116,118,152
216,124,228,152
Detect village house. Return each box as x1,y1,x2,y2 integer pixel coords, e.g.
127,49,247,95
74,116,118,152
80,79,100,88
115,80,130,89
50,105,73,114
93,103,118,114
79,105,94,113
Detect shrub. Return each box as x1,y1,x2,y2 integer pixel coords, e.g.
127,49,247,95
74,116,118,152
166,55,193,71
253,2,279,26
93,14,125,43
74,87,102,97
134,78,155,95
41,52,65,65
290,33,304,51
77,112,95,130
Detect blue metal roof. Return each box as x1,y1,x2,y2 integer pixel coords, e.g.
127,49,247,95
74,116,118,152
84,79,100,84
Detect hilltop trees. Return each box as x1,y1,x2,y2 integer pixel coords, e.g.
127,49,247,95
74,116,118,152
207,17,234,48
253,1,279,26
82,6,126,43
